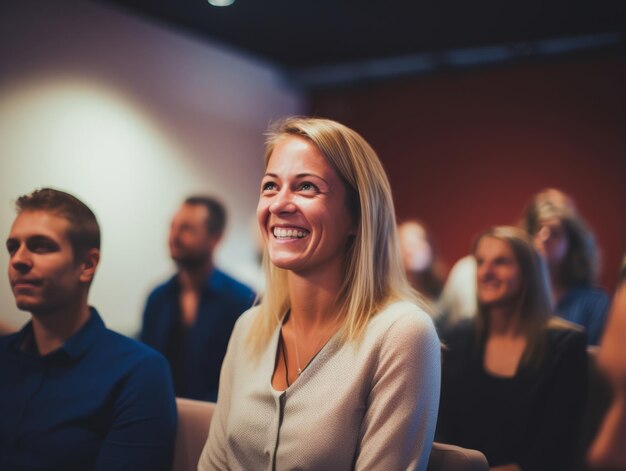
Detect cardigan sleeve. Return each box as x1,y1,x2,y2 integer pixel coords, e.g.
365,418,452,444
198,314,243,471
354,310,441,471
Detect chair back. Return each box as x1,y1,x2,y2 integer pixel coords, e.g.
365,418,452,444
172,400,488,471
427,442,489,471
173,398,215,471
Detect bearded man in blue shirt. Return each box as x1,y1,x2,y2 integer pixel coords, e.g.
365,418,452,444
0,188,177,471
140,196,255,402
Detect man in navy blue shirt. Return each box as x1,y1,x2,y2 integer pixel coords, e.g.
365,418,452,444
0,188,177,470
140,196,255,401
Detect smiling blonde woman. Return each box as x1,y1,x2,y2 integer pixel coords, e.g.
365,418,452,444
198,117,441,471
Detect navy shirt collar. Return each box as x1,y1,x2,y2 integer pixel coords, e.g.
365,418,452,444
169,268,226,297
62,307,106,360
6,307,105,362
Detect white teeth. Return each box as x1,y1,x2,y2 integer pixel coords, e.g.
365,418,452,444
273,228,307,239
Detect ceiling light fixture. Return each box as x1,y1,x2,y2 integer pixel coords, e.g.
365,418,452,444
208,0,235,6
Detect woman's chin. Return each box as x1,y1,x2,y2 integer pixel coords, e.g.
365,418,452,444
268,255,301,271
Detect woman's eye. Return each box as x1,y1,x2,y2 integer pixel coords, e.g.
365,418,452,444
262,182,277,192
298,182,317,192
494,257,512,266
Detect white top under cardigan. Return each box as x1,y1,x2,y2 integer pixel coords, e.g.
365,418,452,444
198,300,441,471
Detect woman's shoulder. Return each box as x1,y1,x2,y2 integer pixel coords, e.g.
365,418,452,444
365,300,439,348
369,300,435,333
560,285,610,308
231,304,262,338
546,318,587,353
438,317,475,347
361,300,440,375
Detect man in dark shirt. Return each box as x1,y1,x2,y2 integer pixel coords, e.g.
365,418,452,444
0,188,177,471
140,196,255,401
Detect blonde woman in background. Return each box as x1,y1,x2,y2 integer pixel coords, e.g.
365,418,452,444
199,117,441,471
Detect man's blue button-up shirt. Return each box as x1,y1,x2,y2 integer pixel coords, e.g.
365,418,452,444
140,268,255,402
0,308,177,471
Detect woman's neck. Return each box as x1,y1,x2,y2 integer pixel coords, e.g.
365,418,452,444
487,305,524,338
287,271,343,330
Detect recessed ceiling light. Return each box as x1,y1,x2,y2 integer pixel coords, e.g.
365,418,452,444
208,0,235,6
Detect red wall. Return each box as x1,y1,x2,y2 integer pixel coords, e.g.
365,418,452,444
311,55,626,290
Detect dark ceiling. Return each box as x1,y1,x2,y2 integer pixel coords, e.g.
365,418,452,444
100,0,626,87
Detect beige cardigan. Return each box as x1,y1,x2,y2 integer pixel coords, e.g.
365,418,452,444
199,300,441,471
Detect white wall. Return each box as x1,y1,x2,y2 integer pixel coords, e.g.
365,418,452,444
0,0,304,334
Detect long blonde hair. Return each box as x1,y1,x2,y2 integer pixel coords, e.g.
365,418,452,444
247,117,421,355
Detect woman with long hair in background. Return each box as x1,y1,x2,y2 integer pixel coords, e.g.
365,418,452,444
523,193,609,345
437,226,587,471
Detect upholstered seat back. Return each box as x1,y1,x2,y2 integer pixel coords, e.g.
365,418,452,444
173,398,215,471
427,442,489,471
172,398,488,471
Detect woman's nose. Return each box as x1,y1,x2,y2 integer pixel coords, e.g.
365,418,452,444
477,262,494,280
269,190,297,214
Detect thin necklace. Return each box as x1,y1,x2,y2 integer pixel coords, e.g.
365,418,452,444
291,312,303,376
290,311,340,377
280,334,291,387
